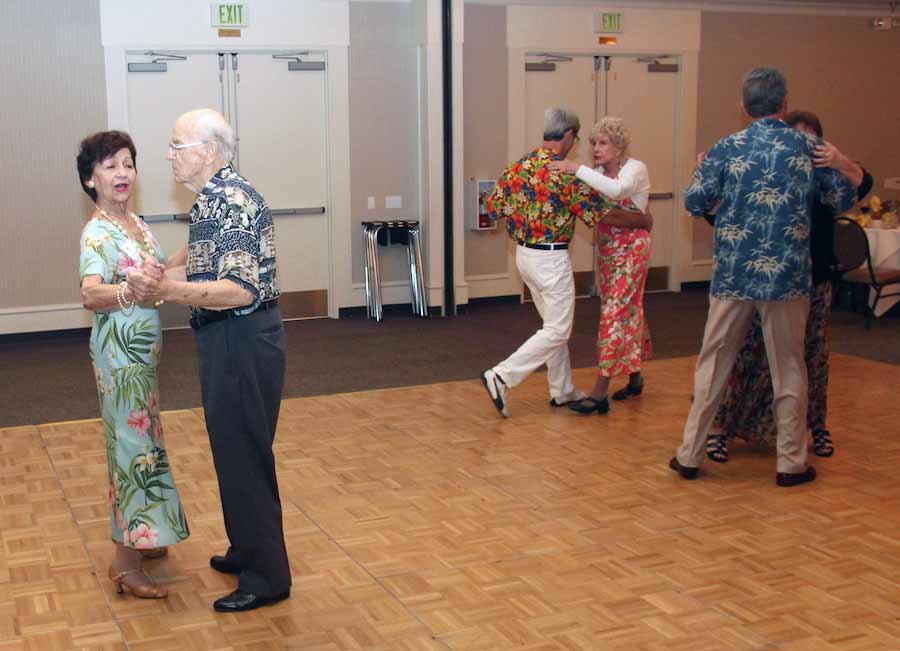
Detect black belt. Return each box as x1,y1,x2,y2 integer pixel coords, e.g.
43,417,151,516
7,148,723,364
190,299,279,331
519,241,569,251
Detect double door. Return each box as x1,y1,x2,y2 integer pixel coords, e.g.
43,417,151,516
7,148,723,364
524,54,678,294
125,50,331,320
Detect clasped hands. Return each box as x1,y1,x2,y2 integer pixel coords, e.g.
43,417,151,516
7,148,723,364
127,252,167,305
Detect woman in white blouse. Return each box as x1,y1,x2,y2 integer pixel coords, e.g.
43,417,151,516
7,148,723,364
549,117,653,414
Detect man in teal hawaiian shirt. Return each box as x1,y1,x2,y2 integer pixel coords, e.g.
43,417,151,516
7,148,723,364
670,68,855,487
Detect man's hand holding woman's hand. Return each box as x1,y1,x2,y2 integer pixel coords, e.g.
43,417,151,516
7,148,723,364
127,252,167,305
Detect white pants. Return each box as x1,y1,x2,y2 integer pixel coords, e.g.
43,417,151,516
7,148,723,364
676,297,810,474
494,246,577,400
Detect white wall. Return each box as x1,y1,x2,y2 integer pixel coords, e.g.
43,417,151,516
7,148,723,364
0,0,107,334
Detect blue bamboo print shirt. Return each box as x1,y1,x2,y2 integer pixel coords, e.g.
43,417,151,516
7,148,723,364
685,118,855,301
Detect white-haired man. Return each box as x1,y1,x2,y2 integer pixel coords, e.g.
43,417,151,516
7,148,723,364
128,108,290,611
481,107,623,417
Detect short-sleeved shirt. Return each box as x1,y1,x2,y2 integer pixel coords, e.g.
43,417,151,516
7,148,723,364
685,118,856,301
486,148,614,245
186,164,279,316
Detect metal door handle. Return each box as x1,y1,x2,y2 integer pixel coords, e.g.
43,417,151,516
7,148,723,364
269,207,326,216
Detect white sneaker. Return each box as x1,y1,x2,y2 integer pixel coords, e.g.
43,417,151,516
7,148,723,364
481,369,509,418
549,389,586,407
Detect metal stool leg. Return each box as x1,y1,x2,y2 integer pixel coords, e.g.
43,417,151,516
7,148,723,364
410,226,428,317
371,225,384,321
363,224,373,318
405,231,420,316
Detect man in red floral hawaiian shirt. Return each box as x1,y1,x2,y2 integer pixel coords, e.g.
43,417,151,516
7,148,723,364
481,107,615,418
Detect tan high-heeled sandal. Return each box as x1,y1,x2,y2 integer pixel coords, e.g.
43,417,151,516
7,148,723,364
108,566,168,599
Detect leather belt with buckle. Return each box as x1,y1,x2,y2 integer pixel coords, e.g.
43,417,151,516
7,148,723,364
190,299,279,331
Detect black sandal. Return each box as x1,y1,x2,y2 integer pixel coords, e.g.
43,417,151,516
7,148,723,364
567,396,610,415
706,434,728,463
612,380,644,401
812,429,834,457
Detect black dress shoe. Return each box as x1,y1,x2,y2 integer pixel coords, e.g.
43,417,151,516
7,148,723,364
669,456,699,480
213,589,290,612
210,555,241,575
776,465,816,487
567,396,610,415
612,381,644,401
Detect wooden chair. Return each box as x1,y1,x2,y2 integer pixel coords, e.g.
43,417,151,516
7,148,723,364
833,217,900,328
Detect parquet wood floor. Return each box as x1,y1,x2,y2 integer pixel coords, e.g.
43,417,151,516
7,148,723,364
2,353,899,650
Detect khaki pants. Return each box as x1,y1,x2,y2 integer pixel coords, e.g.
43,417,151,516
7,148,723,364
676,297,810,474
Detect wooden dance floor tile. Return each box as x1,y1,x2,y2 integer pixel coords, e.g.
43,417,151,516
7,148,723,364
1,353,899,649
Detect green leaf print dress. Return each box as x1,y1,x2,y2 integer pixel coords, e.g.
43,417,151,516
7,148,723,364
79,217,190,548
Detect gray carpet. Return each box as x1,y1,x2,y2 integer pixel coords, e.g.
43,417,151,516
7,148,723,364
1,285,897,427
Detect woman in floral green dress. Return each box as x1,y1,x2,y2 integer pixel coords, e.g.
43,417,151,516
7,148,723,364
78,131,189,599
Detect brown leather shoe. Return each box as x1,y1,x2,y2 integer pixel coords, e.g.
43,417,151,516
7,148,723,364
669,456,699,480
108,566,167,599
776,465,816,487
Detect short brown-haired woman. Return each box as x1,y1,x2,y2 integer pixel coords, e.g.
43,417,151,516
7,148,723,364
78,131,189,598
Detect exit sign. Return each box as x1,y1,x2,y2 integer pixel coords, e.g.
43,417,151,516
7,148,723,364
211,3,248,28
596,11,624,34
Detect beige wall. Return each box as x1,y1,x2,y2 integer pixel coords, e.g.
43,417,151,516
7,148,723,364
463,4,512,280
694,11,900,262
698,12,900,201
0,0,106,311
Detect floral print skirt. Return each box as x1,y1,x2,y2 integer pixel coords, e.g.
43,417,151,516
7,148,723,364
712,281,833,446
90,308,189,548
596,224,653,377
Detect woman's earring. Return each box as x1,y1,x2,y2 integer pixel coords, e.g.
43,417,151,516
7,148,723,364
87,181,95,188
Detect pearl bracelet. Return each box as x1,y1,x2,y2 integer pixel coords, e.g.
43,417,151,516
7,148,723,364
117,281,135,316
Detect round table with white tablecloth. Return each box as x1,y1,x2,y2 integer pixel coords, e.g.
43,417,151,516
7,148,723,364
864,226,900,316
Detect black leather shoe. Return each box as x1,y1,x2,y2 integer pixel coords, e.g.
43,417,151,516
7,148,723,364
210,555,241,575
612,381,644,401
567,396,610,415
669,456,699,480
213,589,290,612
776,465,816,487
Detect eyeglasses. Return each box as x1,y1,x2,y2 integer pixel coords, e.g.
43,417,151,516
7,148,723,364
167,141,207,153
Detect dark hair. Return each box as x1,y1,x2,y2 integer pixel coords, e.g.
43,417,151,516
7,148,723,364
741,68,787,118
76,130,138,201
784,110,824,138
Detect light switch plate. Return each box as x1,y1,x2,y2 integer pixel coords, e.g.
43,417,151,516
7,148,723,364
367,196,375,210
386,195,402,209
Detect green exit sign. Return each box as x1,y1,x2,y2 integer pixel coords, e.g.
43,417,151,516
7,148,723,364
211,3,248,28
597,11,624,34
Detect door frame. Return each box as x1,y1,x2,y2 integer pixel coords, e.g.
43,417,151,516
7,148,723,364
511,47,701,297
106,45,346,319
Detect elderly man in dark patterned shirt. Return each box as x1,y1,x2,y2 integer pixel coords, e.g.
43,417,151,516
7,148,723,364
127,109,290,612
669,69,856,488
480,107,650,418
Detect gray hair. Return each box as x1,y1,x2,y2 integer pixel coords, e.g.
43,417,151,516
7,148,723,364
543,107,580,141
185,109,236,162
742,68,787,118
